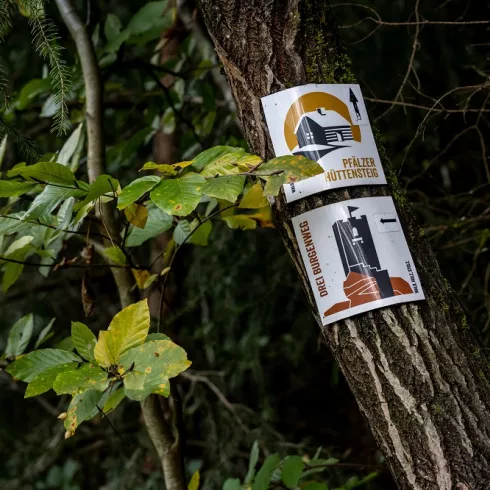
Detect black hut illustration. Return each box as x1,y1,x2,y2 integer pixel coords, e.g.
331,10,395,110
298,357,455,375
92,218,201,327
296,108,354,147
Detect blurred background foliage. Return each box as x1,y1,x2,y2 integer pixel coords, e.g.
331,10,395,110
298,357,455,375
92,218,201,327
0,0,488,488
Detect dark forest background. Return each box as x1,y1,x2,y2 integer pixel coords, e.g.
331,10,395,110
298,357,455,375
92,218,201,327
0,0,489,489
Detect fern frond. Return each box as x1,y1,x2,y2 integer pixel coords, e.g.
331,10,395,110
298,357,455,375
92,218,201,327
24,1,72,135
0,0,15,42
0,114,38,160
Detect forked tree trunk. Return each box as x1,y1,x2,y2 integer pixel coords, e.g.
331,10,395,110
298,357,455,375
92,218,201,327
197,1,490,488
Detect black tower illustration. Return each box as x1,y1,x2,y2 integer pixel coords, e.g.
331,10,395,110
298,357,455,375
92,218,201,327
332,206,394,298
349,88,362,121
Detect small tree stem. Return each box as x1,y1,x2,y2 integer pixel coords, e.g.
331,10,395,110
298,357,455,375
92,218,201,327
53,3,185,489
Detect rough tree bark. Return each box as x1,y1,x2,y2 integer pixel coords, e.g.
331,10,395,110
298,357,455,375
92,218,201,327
197,1,490,488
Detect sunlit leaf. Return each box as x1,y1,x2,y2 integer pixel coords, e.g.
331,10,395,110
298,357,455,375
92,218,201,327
93,299,150,367
5,313,34,358
201,175,245,203
119,339,191,401
150,173,205,216
53,364,109,395
126,206,173,247
117,176,160,209
71,322,97,361
6,348,81,382
263,174,285,197
0,180,36,197
124,203,148,228
239,183,269,209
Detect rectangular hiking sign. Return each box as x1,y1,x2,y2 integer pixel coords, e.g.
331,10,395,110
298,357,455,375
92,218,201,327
261,84,386,202
291,196,425,325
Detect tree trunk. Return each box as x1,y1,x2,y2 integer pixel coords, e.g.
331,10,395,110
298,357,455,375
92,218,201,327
197,1,490,488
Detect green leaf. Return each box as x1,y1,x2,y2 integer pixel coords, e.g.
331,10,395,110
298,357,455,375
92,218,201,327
23,185,85,220
124,203,148,229
245,440,260,484
102,387,125,414
0,213,33,235
6,349,81,382
0,180,36,197
239,183,269,209
173,220,192,245
117,176,160,209
5,313,34,358
126,206,173,247
256,155,323,181
119,339,191,401
94,299,150,368
191,146,260,175
223,479,241,490
15,78,52,110
103,246,127,265
302,483,328,490
126,1,171,45
201,175,245,203
35,318,56,348
146,333,171,342
281,456,305,489
263,174,286,197
24,362,78,398
64,390,103,435
150,173,205,216
57,336,75,352
222,215,257,230
76,174,119,208
189,219,212,246
8,161,77,186
302,458,339,478
253,454,280,490
57,124,83,167
53,364,109,395
104,13,122,42
2,236,34,292
140,162,178,175
72,322,97,361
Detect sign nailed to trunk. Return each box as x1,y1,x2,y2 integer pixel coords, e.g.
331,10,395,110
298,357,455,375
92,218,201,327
292,197,425,325
262,84,386,202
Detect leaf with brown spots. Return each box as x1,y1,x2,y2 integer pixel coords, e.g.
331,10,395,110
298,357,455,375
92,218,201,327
119,340,191,401
150,172,206,216
64,390,103,436
124,203,148,228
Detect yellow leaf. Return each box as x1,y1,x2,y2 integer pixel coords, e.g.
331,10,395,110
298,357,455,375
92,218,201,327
132,269,151,289
143,274,158,289
103,246,127,265
125,203,148,229
238,183,269,209
93,299,150,367
247,206,274,228
160,266,171,276
188,471,200,490
173,161,193,170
